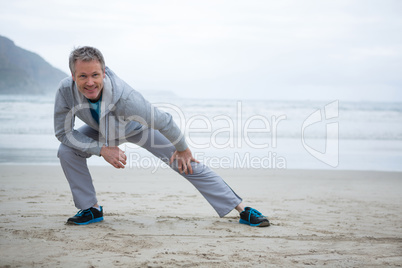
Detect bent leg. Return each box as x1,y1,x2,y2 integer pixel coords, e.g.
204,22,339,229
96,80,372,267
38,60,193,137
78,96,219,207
125,129,243,217
57,125,100,210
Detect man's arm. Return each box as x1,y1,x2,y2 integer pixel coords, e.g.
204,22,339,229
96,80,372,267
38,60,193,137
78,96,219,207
54,86,104,156
54,89,128,169
123,90,199,173
123,90,188,152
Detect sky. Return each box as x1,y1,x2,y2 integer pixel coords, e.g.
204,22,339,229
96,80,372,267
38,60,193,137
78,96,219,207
0,0,401,102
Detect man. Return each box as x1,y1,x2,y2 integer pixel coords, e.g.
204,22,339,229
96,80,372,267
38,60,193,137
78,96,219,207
54,46,269,227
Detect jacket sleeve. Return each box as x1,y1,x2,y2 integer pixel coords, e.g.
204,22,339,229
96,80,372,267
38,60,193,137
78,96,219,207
54,85,104,156
123,90,188,152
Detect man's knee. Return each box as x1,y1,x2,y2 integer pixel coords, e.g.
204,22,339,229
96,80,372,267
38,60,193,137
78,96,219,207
57,144,91,159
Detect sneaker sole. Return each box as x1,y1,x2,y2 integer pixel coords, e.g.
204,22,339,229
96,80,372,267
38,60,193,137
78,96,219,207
239,219,270,227
67,217,104,225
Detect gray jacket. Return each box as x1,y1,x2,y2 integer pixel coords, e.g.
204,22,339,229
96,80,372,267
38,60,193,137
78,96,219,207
54,67,187,156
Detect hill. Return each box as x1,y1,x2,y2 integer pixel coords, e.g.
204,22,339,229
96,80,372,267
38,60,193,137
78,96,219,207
0,35,68,95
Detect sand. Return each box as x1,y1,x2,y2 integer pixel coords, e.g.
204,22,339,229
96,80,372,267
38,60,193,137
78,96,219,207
0,165,401,267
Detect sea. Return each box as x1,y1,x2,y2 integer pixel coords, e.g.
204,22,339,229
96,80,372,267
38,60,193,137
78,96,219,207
0,94,401,172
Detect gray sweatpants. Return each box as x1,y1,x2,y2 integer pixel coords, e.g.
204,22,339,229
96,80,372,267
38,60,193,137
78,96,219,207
57,125,242,217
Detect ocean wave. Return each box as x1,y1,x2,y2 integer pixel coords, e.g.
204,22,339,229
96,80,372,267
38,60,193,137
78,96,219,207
0,95,401,141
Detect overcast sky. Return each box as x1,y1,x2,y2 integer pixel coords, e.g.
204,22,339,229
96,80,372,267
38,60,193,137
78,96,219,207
1,0,401,102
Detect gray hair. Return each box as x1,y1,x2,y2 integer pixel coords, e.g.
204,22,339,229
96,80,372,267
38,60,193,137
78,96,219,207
69,46,105,75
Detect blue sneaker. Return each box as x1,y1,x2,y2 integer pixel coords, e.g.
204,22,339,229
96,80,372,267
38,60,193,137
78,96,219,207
67,206,103,225
239,207,270,227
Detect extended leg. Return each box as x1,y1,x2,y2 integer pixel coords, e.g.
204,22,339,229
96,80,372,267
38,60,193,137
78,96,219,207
125,129,243,217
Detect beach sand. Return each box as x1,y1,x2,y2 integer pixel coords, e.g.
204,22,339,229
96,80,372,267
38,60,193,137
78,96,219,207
0,165,401,267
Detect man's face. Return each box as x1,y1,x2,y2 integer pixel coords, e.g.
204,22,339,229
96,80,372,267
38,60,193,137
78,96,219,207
72,59,105,101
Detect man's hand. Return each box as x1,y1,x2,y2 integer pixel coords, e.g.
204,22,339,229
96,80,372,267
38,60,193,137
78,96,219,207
169,148,200,175
100,145,127,169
